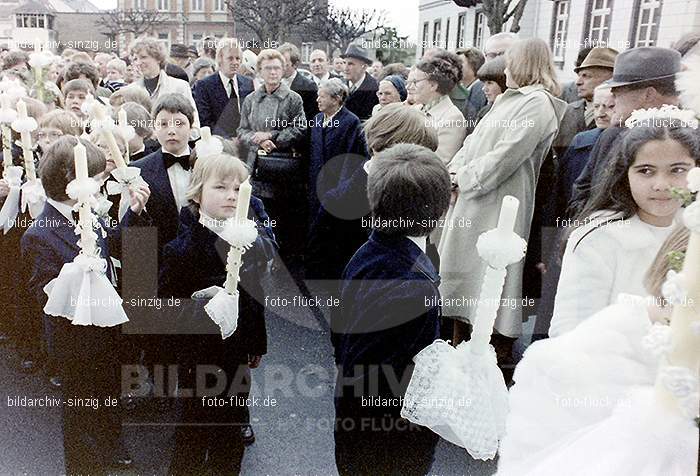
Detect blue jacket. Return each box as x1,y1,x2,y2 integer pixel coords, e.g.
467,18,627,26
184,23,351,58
559,127,604,204
331,231,441,402
158,199,275,370
193,73,254,136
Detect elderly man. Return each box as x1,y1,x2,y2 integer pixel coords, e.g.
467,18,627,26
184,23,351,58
332,56,346,76
552,47,617,159
193,38,254,137
309,49,341,85
483,32,518,60
278,42,319,122
569,47,682,216
340,44,379,121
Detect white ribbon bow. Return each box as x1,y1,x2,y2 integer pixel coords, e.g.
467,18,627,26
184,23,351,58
20,179,46,219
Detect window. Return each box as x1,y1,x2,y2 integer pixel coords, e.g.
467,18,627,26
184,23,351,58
551,0,570,63
15,14,46,28
301,42,312,64
432,19,441,49
474,12,486,49
214,0,225,11
421,22,429,55
134,0,145,9
158,32,169,40
632,0,662,47
456,13,466,49
584,0,613,46
191,0,203,11
192,32,203,43
445,18,450,49
157,0,168,10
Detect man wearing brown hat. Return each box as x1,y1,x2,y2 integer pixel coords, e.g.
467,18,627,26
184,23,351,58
553,47,617,159
340,44,379,121
170,43,193,81
569,46,682,216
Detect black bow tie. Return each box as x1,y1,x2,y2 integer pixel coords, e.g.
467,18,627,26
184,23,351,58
163,152,191,170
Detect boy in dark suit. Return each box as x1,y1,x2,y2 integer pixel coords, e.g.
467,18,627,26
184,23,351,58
159,153,274,474
332,143,451,475
193,38,254,138
21,136,150,475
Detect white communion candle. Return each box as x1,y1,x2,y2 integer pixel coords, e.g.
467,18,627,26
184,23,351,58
496,195,519,233
74,140,88,180
200,126,212,142
235,178,252,222
33,39,41,53
118,108,128,127
3,148,12,169
16,99,27,119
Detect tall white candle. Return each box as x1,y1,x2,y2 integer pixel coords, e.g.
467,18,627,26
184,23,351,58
3,148,12,169
200,126,212,142
496,196,519,233
33,39,41,53
92,102,127,169
16,99,27,119
74,140,88,180
235,178,252,222
118,108,128,127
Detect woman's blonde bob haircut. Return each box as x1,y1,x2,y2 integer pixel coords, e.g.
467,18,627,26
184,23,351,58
364,103,438,153
505,38,561,97
256,49,286,72
186,153,249,214
644,225,690,302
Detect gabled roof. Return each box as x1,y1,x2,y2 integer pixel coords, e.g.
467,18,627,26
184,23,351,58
13,0,55,14
13,0,102,14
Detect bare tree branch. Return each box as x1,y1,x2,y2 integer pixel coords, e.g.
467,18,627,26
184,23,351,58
452,0,529,34
225,0,325,43
97,9,169,38
309,6,386,53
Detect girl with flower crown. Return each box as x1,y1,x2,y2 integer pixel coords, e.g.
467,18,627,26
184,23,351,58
549,117,700,337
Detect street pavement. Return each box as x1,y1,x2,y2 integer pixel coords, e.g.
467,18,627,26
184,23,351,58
0,261,507,475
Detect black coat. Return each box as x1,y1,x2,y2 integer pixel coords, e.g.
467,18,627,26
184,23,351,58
290,71,320,125
158,200,274,371
193,73,255,137
344,74,379,121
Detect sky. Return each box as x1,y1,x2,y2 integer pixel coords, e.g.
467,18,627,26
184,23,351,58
88,0,421,41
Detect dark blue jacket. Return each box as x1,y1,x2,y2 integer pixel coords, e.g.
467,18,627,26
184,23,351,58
344,74,379,122
331,231,441,402
193,73,254,136
158,199,275,369
559,127,604,204
126,149,182,260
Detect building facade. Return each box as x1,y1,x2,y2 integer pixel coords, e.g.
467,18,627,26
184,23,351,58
418,0,700,79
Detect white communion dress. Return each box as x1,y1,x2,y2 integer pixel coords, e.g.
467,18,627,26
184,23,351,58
496,294,699,476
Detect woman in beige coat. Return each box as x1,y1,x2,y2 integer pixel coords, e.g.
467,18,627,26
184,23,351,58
437,38,567,367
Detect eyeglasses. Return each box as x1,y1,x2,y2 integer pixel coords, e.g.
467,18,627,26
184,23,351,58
36,130,63,140
406,78,429,87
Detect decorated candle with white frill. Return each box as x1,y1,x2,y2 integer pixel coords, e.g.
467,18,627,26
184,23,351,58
0,93,17,170
11,99,38,181
223,178,252,294
89,101,127,169
73,140,98,256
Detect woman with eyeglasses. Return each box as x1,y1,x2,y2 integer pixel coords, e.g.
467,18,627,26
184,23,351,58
406,53,467,168
237,49,307,258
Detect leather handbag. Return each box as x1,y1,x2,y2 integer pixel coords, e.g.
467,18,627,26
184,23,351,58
252,149,303,183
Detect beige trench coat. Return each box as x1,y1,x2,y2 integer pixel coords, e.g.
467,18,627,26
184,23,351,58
437,84,567,337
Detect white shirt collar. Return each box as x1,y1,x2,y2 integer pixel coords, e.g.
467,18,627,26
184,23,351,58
406,235,427,253
363,159,372,175
283,69,297,87
350,73,366,90
220,71,237,88
323,106,342,126
47,198,76,225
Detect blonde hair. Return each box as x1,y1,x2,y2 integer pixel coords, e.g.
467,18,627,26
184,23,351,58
256,49,285,72
186,153,249,213
129,37,167,68
38,109,82,136
644,225,690,302
216,38,242,64
364,103,438,153
106,58,127,76
109,84,152,112
505,38,561,96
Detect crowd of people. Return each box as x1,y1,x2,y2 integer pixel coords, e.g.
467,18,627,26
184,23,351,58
0,28,699,475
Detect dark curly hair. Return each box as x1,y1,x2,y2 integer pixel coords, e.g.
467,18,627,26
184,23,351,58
415,52,462,95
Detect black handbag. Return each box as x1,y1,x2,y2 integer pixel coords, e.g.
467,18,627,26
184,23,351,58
252,149,303,183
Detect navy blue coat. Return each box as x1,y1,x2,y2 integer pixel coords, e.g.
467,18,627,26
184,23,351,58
331,231,441,403
158,199,275,368
126,149,182,260
559,127,604,205
193,73,254,136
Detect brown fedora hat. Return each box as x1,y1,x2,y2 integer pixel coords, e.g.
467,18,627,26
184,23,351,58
574,47,618,72
606,47,681,88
